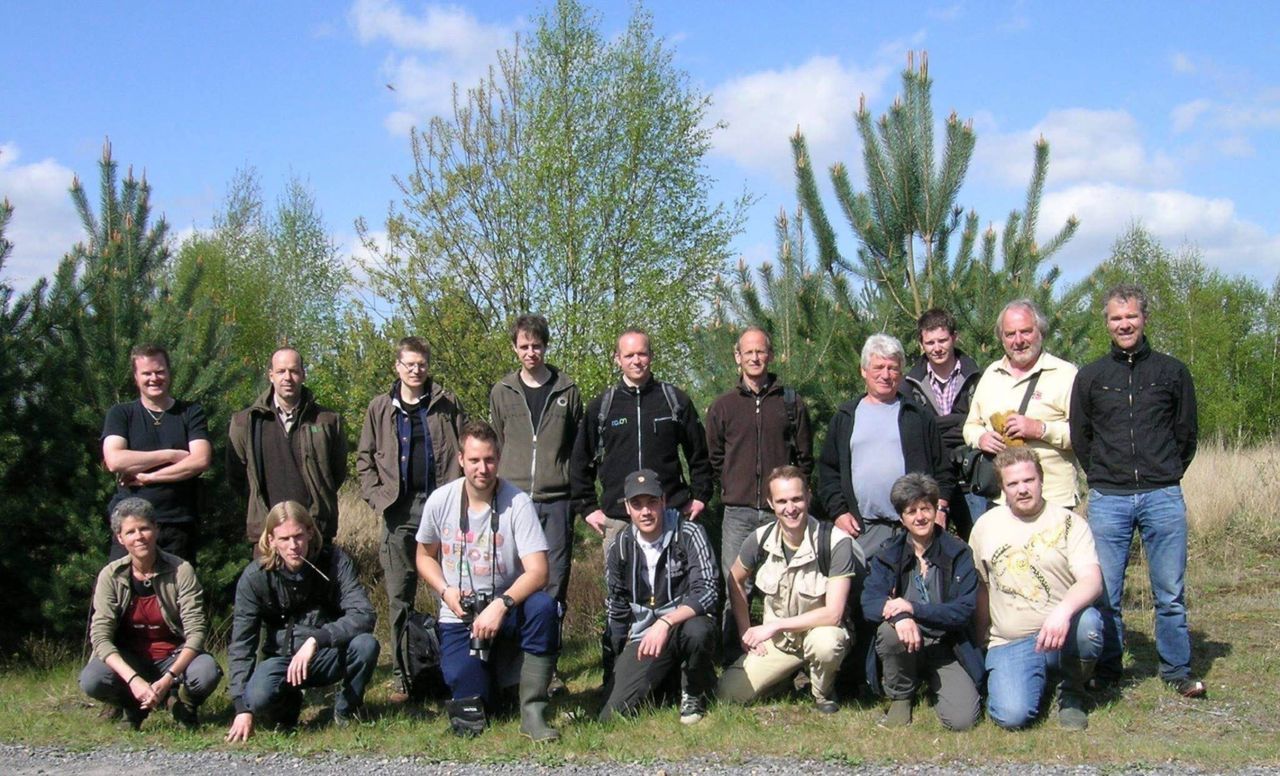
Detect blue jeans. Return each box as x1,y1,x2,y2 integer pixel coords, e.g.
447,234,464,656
244,632,380,717
985,607,1103,729
1088,486,1191,683
439,591,559,704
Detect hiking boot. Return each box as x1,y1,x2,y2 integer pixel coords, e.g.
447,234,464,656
1170,678,1207,699
333,704,364,728
678,692,706,725
122,705,148,731
1057,658,1093,731
446,696,487,737
171,685,199,730
518,653,560,742
878,698,912,727
815,698,839,714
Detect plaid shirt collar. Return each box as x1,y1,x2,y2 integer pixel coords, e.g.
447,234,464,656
927,359,964,415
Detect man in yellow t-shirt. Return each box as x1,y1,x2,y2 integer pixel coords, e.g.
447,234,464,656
969,447,1102,731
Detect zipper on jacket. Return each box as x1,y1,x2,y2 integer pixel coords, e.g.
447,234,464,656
1128,352,1139,485
754,394,764,508
636,387,644,471
521,386,539,490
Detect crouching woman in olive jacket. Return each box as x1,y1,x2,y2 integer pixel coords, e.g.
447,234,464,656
80,498,223,730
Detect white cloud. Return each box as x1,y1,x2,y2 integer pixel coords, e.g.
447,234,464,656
976,108,1178,188
0,142,81,290
1170,52,1197,75
1172,98,1212,132
1040,183,1280,279
708,55,893,183
349,0,516,135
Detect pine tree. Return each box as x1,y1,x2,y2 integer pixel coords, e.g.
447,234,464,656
698,205,868,424
0,142,246,646
792,52,1084,360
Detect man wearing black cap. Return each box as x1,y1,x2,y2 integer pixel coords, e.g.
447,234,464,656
598,469,718,725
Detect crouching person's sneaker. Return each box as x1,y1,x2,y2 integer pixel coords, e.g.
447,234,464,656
679,692,706,725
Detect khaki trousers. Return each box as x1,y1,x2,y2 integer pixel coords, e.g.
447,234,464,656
717,625,848,704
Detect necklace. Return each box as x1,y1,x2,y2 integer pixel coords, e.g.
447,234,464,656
133,566,157,588
141,404,165,427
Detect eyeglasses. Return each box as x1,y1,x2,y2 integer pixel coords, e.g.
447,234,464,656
397,360,428,373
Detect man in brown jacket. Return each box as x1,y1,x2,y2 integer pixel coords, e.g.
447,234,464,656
228,347,347,544
705,327,813,662
355,336,465,703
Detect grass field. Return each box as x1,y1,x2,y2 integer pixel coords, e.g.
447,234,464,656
3,441,1278,766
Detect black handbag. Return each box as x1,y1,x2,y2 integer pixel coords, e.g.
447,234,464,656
953,372,1040,498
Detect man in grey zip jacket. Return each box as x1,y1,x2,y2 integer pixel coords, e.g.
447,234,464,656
489,315,584,626
355,336,465,703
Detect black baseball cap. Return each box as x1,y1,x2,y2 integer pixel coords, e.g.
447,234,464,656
623,469,663,501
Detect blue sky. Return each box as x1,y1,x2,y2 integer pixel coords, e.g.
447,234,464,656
3,1,1279,293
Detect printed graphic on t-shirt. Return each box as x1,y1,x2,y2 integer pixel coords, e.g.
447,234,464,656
986,516,1071,603
439,523,508,580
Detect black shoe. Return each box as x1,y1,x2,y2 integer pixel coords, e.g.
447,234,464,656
333,705,363,727
678,692,706,725
815,698,839,714
122,706,148,731
1170,678,1207,698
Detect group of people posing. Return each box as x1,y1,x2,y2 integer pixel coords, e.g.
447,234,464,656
81,283,1206,742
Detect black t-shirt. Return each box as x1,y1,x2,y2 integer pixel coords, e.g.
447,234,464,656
102,399,209,523
520,368,557,431
404,399,430,494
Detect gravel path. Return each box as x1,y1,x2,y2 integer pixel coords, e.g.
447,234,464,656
2,745,1275,776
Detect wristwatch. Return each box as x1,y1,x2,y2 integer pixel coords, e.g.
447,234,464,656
500,594,516,610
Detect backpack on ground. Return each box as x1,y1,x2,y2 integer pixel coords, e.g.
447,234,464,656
398,610,448,700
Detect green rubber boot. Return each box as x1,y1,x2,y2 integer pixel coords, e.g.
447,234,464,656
519,653,561,742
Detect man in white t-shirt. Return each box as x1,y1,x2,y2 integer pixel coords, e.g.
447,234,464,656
969,447,1103,731
415,421,558,741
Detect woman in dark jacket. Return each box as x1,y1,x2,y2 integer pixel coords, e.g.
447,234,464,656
862,473,984,730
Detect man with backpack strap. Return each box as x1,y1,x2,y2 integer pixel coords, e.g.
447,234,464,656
570,328,712,554
705,326,813,663
717,465,864,712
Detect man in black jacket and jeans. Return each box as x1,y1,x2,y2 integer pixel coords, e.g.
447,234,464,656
1070,284,1204,698
225,502,379,742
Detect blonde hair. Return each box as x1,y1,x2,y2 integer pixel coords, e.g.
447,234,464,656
256,501,323,571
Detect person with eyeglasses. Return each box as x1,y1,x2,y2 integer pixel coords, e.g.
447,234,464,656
356,335,466,704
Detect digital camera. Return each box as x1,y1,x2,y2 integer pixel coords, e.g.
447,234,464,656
459,590,495,661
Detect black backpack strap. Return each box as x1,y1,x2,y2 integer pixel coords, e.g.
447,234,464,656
1017,372,1042,415
594,387,617,466
817,520,833,578
752,522,776,571
659,381,683,424
782,386,798,464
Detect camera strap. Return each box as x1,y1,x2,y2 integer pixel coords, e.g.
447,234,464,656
457,482,501,596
